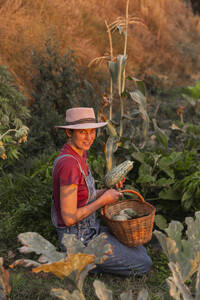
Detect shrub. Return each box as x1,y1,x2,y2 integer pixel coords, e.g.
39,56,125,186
22,38,100,158
0,65,30,169
0,152,58,252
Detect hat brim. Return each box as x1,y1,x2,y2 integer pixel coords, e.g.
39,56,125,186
55,122,107,129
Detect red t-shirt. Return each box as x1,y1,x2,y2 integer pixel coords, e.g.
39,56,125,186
53,144,89,227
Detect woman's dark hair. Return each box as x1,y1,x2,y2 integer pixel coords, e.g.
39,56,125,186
65,128,73,138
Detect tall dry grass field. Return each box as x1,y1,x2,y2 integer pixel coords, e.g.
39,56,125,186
0,0,200,97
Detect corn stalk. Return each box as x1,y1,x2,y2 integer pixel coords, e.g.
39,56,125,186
89,0,147,171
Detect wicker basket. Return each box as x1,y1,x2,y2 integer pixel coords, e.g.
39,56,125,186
101,189,156,248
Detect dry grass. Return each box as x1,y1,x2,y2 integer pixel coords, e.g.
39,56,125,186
0,0,200,98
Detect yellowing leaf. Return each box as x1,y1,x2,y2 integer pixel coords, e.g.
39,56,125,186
184,251,200,282
32,253,95,280
0,258,11,298
171,124,181,130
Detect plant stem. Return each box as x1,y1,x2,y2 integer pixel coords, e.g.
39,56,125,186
105,20,113,121
119,0,129,137
0,129,17,140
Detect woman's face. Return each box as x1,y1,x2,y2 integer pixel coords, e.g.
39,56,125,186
66,128,96,155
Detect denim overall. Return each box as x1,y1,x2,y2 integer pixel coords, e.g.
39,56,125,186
52,154,152,276
52,154,100,247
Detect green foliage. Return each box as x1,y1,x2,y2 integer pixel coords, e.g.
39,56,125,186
87,151,107,189
173,122,200,151
128,149,200,224
0,65,30,166
178,169,200,211
23,37,99,157
0,152,58,250
182,81,200,115
183,81,200,99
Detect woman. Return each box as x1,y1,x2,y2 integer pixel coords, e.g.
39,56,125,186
52,107,152,276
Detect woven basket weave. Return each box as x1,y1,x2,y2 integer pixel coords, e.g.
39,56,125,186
101,189,156,248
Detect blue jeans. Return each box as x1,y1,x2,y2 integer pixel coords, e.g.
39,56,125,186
56,225,152,276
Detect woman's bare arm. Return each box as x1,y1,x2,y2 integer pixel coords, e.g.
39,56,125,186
60,184,122,226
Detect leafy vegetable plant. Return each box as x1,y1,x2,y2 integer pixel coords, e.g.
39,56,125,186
154,211,200,300
10,232,149,300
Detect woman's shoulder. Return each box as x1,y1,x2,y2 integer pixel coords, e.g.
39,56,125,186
57,154,79,167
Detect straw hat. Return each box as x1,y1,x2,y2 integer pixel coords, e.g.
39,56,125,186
55,107,107,129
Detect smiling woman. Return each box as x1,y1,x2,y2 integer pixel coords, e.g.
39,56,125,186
66,128,96,155
52,107,152,276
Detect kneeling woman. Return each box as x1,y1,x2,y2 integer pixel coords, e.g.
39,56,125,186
52,107,152,276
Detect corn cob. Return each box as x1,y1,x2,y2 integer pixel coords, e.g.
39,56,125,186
104,160,133,188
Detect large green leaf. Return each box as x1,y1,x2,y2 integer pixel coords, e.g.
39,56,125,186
161,167,175,179
131,151,145,164
17,232,65,263
137,163,156,183
108,55,127,95
155,214,168,230
130,90,149,148
156,178,174,187
152,118,168,149
181,190,193,211
137,174,156,184
127,76,147,96
159,188,180,200
158,152,182,167
183,81,200,99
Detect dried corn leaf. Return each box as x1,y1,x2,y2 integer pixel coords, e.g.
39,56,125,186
107,121,118,138
105,136,118,171
108,55,127,95
185,252,200,282
136,288,149,300
51,288,85,300
0,257,11,300
93,280,113,300
120,290,133,300
32,253,95,280
10,259,41,269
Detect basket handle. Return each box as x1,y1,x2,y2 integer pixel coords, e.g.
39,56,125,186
103,189,145,216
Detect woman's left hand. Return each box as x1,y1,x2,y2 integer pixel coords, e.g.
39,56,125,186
115,177,126,190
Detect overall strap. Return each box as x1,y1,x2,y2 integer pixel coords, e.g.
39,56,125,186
53,154,86,178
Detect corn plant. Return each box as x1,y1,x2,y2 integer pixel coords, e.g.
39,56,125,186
154,211,200,300
89,0,170,173
89,0,151,172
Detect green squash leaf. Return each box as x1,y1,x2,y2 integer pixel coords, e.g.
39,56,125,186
159,188,180,200
155,214,168,230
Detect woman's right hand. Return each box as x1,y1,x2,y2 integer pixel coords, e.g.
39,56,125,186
102,188,122,205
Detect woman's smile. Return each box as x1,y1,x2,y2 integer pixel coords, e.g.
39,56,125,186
67,128,96,155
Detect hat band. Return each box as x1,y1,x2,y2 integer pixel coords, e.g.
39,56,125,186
65,118,96,125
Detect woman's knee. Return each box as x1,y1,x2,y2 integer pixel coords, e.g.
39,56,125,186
138,254,152,274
